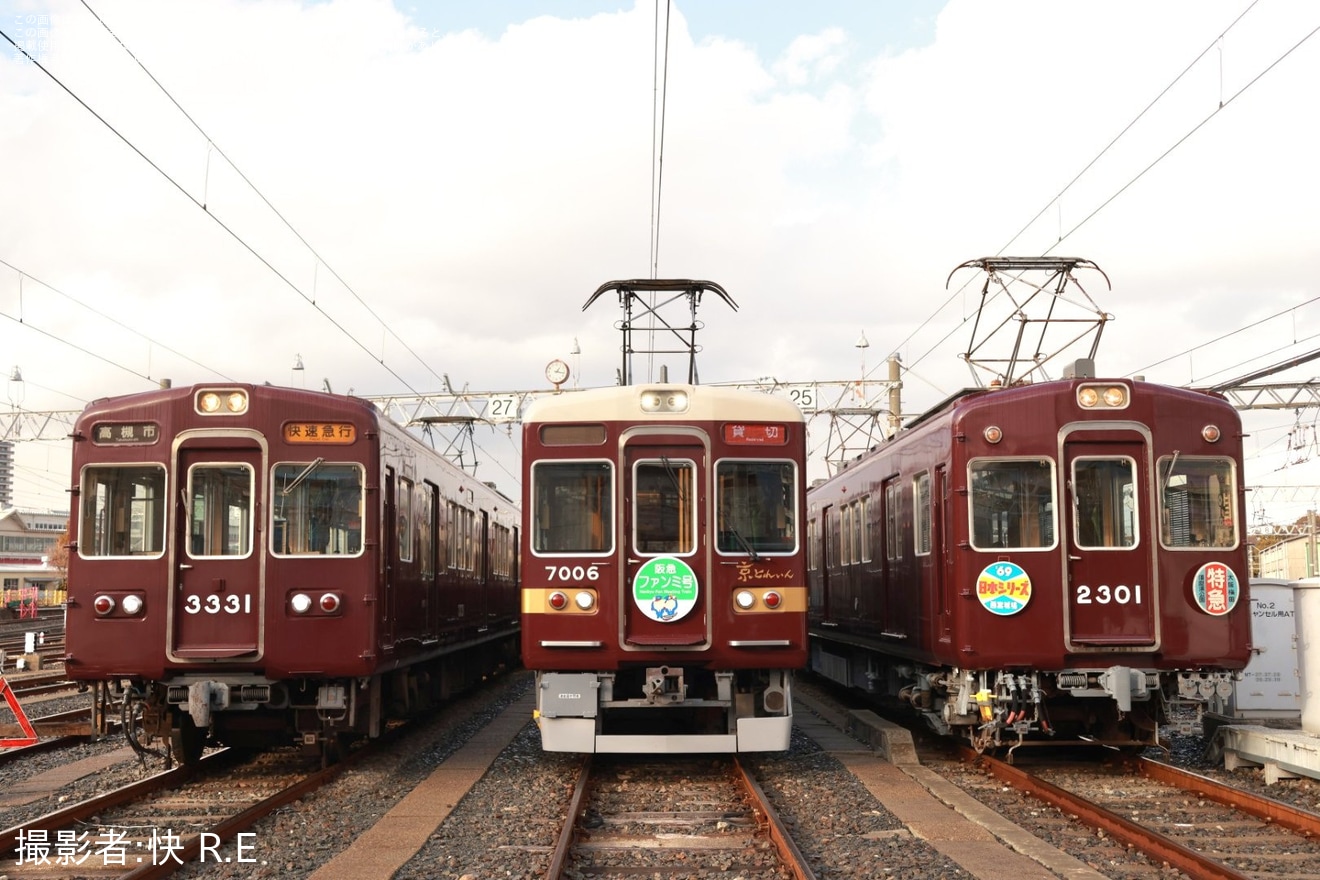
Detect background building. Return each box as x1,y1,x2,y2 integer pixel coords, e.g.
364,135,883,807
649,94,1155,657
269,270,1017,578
0,506,68,608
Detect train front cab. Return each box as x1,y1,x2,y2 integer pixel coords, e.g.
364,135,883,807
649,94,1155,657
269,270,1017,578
66,387,382,760
810,377,1250,752
951,416,1245,749
522,386,807,753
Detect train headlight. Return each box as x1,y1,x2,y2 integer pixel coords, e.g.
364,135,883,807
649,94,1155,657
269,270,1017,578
573,591,595,611
763,591,782,609
121,595,144,616
548,591,568,610
735,590,756,609
1077,384,1128,409
319,593,341,614
197,389,249,414
639,388,689,413
1202,424,1222,443
291,593,312,614
93,595,115,616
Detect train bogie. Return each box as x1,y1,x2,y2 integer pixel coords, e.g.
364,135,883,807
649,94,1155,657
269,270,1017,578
807,365,1251,752
65,384,519,763
521,383,808,753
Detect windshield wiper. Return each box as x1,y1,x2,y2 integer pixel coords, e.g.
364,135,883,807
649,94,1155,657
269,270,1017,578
281,457,325,496
727,527,760,561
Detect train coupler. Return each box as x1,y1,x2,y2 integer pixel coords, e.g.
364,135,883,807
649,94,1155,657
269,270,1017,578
642,666,687,703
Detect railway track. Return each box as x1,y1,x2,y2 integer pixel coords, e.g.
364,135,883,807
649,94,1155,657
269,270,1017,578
546,754,816,879
965,748,1320,879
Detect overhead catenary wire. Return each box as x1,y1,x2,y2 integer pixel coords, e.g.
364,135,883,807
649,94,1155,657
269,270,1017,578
1,13,523,489
76,0,451,394
0,256,234,387
0,23,423,397
645,0,674,383
882,3,1317,389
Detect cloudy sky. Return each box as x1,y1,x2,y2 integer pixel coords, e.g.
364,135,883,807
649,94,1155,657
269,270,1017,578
2,0,1318,526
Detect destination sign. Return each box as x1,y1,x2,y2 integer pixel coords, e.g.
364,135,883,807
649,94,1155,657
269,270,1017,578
283,423,356,444
91,422,160,445
723,424,788,445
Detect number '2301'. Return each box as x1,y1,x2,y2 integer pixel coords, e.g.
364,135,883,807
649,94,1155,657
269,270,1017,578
184,594,252,614
1075,584,1142,604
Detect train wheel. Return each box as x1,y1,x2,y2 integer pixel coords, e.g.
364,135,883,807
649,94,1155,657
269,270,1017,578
170,716,207,766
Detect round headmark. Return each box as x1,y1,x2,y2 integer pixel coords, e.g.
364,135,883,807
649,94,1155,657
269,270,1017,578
545,358,570,386
1192,561,1240,616
975,561,1032,616
632,556,699,622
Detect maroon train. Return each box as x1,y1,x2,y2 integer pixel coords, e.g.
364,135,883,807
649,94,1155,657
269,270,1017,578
64,383,519,763
520,382,808,753
806,361,1251,752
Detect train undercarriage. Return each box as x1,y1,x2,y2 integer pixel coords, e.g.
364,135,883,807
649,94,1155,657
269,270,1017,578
811,642,1236,756
88,637,518,766
534,665,795,753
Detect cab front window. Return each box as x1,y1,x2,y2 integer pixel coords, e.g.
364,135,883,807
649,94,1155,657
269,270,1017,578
79,465,167,557
716,460,797,555
271,462,364,556
531,460,613,554
969,458,1057,550
1159,456,1236,549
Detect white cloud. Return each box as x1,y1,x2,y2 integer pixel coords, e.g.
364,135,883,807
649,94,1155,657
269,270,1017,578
2,0,1317,514
772,27,848,87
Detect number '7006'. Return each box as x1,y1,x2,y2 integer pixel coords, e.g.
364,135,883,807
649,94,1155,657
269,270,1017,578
545,565,601,581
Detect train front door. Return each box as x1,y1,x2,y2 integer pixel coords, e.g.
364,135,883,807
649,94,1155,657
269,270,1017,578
168,443,265,661
620,436,710,649
1062,431,1158,649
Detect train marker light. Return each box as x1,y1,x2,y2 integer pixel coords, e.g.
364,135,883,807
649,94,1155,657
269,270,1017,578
548,591,568,610
763,591,782,609
121,595,144,616
93,595,115,616
983,425,1003,444
735,590,756,609
319,593,341,613
573,591,595,610
1202,424,1221,443
291,593,312,614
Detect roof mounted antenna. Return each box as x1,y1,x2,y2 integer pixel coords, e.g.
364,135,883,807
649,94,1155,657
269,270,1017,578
583,279,737,386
